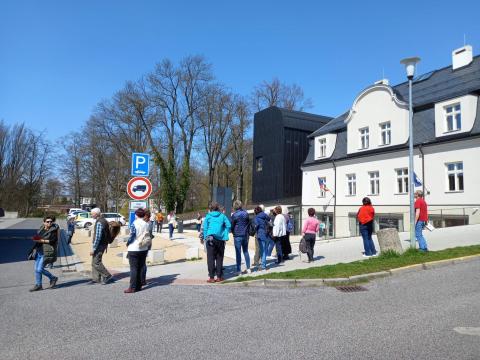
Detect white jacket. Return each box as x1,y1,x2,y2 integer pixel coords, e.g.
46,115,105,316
127,218,149,252
273,214,287,237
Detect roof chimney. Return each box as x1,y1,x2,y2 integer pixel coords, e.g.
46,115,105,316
452,45,473,70
374,79,389,85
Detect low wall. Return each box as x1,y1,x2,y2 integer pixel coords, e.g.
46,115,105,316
4,212,18,219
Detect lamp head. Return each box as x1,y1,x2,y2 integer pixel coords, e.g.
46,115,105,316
400,57,421,80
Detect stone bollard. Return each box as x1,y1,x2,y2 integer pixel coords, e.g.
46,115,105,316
186,247,200,260
147,250,165,265
109,237,119,248
376,228,403,254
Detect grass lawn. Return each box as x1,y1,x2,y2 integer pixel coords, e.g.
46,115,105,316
232,245,480,282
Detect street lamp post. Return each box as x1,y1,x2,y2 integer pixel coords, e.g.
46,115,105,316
400,56,421,249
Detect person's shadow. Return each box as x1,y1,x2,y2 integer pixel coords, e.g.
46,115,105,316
139,274,180,290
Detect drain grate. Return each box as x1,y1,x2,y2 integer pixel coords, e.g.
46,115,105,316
335,285,368,293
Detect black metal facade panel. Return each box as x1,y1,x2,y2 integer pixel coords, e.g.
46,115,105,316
252,108,285,203
283,128,311,198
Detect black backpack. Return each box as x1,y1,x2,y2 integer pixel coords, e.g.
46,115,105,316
248,219,257,237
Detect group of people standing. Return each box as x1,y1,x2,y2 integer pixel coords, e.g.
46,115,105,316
30,191,429,290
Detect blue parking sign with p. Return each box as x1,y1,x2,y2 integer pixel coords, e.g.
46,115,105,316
131,153,150,177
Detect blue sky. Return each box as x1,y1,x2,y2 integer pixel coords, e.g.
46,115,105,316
1,0,479,141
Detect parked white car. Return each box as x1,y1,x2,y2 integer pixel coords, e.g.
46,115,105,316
75,212,126,229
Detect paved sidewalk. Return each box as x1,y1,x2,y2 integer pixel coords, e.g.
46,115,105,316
0,217,26,229
109,223,480,285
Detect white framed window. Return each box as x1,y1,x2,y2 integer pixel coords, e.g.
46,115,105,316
346,174,356,196
368,171,380,195
318,176,326,198
446,162,464,191
445,103,461,132
396,168,408,194
256,157,263,172
318,138,326,158
380,122,391,145
359,127,369,149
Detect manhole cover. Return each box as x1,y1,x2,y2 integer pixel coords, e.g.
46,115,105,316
336,285,368,293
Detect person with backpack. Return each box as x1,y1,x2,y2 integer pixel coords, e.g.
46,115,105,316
29,215,59,292
203,202,231,283
253,206,270,272
155,211,164,233
302,208,320,262
231,200,251,275
281,209,293,260
66,216,75,244
124,208,150,293
89,208,114,285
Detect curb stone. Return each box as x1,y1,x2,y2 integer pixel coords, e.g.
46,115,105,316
224,254,480,288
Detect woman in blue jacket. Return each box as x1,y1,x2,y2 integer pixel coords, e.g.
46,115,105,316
202,202,231,283
254,206,270,271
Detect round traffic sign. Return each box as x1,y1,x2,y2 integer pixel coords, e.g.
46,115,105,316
127,177,153,200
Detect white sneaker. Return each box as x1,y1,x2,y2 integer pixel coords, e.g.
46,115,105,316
362,254,370,258
246,269,252,274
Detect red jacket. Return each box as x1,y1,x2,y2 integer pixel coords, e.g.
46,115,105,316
357,205,375,225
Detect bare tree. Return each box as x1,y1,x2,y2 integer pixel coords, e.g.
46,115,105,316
252,77,313,111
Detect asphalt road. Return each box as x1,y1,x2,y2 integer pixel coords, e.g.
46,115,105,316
0,220,479,360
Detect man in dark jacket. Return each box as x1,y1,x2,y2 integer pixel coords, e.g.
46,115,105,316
89,208,113,285
231,200,251,275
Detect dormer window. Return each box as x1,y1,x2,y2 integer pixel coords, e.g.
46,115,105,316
359,127,369,149
318,138,326,158
380,122,391,145
445,103,461,132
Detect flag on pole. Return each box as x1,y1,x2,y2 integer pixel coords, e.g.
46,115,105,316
318,177,329,192
413,172,422,187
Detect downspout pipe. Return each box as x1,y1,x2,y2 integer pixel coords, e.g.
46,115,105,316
332,160,337,238
418,144,426,196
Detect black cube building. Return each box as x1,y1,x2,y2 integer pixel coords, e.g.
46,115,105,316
252,106,332,205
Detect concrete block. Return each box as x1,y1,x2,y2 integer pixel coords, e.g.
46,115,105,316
264,279,296,287
108,237,120,248
295,279,325,287
186,247,200,260
388,264,424,275
376,228,403,254
147,249,165,265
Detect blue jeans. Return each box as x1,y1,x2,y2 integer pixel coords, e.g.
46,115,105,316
168,224,174,239
234,236,250,271
34,251,54,286
415,221,428,250
266,236,275,256
359,222,377,256
257,236,267,270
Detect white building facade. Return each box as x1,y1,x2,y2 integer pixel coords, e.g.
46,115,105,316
301,46,480,238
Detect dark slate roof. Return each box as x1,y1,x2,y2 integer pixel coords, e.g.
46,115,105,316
309,54,480,139
303,54,480,167
266,106,333,132
395,55,480,107
308,111,349,138
303,102,480,167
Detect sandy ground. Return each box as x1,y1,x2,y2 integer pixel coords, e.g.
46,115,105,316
70,228,192,269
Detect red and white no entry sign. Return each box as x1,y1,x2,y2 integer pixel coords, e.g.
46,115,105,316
127,177,153,200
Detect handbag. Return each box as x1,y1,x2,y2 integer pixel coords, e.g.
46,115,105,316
425,221,435,232
138,232,152,248
299,237,307,254
27,245,37,261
